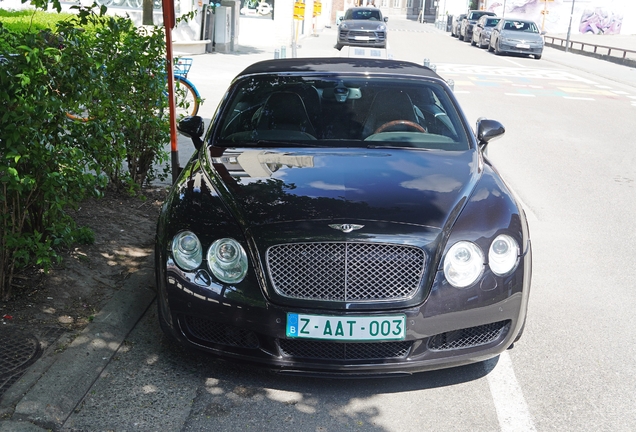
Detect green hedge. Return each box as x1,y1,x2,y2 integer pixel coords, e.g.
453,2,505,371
0,5,171,300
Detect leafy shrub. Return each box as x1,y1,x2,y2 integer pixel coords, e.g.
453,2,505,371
0,5,171,299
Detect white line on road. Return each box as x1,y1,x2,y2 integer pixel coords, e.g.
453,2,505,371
505,93,536,97
563,96,596,101
501,58,526,68
486,351,536,432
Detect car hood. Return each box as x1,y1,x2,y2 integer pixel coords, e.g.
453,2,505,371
342,20,385,30
207,147,478,229
500,31,543,42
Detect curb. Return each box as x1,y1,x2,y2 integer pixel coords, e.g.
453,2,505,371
1,256,156,430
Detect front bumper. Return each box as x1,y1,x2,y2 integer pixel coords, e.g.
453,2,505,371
157,249,531,376
498,41,543,56
338,30,387,48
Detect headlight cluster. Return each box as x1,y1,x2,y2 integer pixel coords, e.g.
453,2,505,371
443,235,520,288
377,24,386,31
171,231,248,284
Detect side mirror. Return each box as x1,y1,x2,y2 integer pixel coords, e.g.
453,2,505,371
540,31,547,35
384,17,389,22
476,118,505,150
177,116,205,150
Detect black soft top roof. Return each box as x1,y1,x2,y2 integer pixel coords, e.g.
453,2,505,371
237,57,442,80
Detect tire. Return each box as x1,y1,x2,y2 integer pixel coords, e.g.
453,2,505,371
494,41,502,55
535,54,542,60
470,38,476,46
173,76,200,119
335,43,343,51
459,33,464,41
488,41,494,52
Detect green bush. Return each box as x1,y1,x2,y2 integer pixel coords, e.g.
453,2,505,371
0,5,171,300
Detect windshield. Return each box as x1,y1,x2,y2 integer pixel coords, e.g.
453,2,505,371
503,20,539,33
485,18,501,27
344,9,382,21
213,74,470,151
468,11,493,20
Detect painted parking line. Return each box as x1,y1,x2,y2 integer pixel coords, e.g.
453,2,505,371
486,351,537,432
505,93,536,97
563,96,596,101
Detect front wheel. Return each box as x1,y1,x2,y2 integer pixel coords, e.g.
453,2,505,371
488,41,494,52
173,76,200,119
534,54,542,60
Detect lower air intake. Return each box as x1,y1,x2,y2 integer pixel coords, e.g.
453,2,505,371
427,320,510,351
279,339,412,360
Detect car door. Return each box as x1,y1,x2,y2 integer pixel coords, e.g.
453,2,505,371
489,21,502,51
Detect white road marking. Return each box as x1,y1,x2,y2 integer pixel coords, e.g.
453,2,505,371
612,90,629,95
505,93,535,97
563,96,595,101
486,351,536,432
502,58,526,68
437,64,597,84
595,85,612,89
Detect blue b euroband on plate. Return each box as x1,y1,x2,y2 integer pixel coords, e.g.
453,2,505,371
286,313,406,341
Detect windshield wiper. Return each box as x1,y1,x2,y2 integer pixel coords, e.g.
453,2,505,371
254,140,327,148
366,144,425,150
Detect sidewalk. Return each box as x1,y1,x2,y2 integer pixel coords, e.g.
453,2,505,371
545,32,636,67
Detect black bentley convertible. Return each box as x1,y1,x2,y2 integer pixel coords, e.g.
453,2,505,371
155,58,532,376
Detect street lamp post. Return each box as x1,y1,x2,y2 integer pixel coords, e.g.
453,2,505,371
565,0,576,53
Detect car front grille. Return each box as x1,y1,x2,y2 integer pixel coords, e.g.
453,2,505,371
182,315,259,349
279,339,412,360
339,30,386,41
267,242,425,302
427,320,510,351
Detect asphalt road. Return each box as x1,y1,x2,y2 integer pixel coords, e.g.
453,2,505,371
18,19,636,431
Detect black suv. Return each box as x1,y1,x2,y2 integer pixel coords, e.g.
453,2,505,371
460,10,496,42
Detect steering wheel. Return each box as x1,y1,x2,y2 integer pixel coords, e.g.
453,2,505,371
374,120,426,134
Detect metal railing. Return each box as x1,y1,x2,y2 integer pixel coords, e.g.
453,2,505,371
544,35,636,60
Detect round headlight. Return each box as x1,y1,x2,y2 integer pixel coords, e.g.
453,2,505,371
172,231,202,271
443,241,484,288
340,22,348,29
488,234,519,276
377,24,386,31
207,238,248,284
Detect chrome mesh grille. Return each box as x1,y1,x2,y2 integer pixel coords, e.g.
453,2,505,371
279,339,412,360
267,242,425,302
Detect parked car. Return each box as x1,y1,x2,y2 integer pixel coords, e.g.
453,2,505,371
450,13,466,37
460,10,496,42
489,19,544,59
471,16,501,48
158,57,532,376
335,7,388,50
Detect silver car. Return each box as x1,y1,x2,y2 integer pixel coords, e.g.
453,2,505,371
488,19,545,59
336,7,388,50
471,16,501,48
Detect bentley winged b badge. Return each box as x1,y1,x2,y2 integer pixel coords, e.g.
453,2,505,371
328,224,364,233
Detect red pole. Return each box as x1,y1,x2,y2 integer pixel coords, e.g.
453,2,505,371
162,0,180,184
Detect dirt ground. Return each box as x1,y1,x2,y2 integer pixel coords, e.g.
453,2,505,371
0,187,168,342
